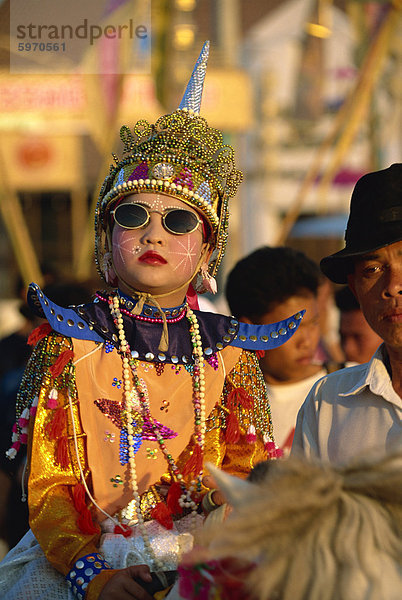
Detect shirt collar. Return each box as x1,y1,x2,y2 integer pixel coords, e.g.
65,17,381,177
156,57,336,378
339,344,402,407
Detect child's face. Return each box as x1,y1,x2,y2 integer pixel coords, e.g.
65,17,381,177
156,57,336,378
258,293,321,384
111,193,208,302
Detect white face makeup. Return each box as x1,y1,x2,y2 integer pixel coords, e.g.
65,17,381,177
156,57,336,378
170,236,200,273
111,193,208,304
138,195,180,213
113,235,141,265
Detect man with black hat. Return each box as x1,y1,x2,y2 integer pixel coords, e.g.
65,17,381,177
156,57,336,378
292,163,402,464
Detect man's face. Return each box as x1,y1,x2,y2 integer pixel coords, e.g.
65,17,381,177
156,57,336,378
339,309,382,363
347,240,402,354
256,293,321,384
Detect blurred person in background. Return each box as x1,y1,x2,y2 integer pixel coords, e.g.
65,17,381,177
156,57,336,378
225,246,343,455
335,285,382,364
314,274,344,366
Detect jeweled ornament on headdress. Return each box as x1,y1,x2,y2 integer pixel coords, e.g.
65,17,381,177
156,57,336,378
95,41,243,283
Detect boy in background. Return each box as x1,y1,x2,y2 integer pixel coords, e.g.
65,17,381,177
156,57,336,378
226,246,335,454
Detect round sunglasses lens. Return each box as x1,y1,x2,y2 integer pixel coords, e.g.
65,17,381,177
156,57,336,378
164,210,199,234
114,204,148,228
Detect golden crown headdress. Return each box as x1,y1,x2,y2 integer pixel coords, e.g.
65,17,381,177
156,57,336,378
95,41,243,283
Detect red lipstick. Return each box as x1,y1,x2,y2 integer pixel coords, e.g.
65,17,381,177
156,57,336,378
139,251,167,265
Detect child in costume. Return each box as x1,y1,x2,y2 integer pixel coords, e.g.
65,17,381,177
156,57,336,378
0,43,302,600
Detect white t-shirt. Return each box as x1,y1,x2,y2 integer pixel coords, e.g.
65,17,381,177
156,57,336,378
266,369,327,451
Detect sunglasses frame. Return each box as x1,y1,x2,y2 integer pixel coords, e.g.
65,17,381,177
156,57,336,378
111,203,203,236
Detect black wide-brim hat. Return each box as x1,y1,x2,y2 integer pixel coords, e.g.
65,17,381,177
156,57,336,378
320,163,402,284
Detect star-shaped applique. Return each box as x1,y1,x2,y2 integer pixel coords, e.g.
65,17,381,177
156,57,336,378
94,398,178,440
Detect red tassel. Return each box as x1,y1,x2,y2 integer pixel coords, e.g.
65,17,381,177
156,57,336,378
265,441,283,459
27,322,52,346
73,483,100,535
73,482,87,512
167,481,184,515
55,436,69,468
49,349,74,378
227,388,254,411
45,406,66,440
151,502,173,530
182,443,203,478
77,510,100,535
225,412,240,444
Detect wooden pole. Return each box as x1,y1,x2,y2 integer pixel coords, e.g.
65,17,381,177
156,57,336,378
0,145,43,289
275,3,401,245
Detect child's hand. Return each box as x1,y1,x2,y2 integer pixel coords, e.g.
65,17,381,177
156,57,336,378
98,565,154,600
202,475,226,506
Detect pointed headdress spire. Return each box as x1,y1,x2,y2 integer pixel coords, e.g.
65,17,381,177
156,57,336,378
178,40,210,114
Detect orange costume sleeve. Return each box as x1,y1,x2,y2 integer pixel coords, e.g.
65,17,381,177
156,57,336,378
26,334,102,575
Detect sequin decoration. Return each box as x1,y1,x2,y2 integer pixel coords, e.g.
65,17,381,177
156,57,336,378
11,332,77,461
146,448,158,460
173,167,194,190
110,474,123,487
155,363,165,376
206,353,219,370
104,341,114,354
127,161,148,181
95,398,178,465
184,364,194,376
116,169,124,185
120,427,142,465
206,349,274,443
195,181,212,204
142,417,177,441
95,399,123,428
112,378,122,389
95,398,178,440
104,431,115,443
160,400,169,412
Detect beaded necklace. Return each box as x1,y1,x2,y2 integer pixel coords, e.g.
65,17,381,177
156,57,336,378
95,291,187,324
108,293,206,569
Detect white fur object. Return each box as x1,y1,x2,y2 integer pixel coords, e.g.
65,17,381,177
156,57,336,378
180,453,402,600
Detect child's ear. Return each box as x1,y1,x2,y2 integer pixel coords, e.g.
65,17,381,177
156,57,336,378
201,242,213,262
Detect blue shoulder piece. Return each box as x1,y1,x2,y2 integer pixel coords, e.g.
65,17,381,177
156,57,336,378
230,310,305,351
27,283,103,343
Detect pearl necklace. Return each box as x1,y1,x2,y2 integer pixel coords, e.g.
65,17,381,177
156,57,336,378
108,293,206,570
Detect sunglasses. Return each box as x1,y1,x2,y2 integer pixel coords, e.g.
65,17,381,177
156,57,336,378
111,203,202,236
